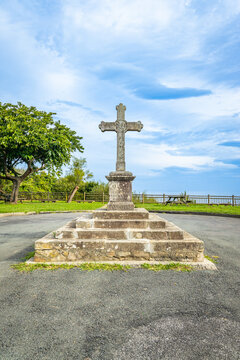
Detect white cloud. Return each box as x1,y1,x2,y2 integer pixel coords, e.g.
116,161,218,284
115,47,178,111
42,71,78,100
0,7,79,103
63,0,179,35
174,86,240,119
128,143,237,171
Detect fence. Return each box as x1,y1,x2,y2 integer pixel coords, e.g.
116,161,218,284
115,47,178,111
0,192,239,206
132,194,240,206
0,191,109,203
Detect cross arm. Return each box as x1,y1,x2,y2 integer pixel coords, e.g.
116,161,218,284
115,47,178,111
126,121,143,132
99,121,116,132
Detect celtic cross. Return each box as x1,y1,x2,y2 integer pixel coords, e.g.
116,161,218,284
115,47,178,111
99,103,143,171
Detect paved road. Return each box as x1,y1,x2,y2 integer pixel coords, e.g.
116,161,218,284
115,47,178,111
0,213,239,360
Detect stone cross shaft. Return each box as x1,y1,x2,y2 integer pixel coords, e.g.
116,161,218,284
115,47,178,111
99,103,143,171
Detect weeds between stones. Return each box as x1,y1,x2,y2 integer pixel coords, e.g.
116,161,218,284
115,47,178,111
15,250,219,272
21,251,35,261
11,262,194,272
204,255,219,264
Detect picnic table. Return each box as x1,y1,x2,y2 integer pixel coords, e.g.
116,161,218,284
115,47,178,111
165,195,191,205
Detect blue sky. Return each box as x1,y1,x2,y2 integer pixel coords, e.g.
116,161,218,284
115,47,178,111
0,0,239,195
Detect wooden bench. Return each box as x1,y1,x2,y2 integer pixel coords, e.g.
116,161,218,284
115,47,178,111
165,195,190,205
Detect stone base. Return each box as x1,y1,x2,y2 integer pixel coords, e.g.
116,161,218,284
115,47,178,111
34,209,206,265
106,171,135,211
107,201,134,211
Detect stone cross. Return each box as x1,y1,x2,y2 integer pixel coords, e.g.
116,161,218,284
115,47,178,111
99,103,143,171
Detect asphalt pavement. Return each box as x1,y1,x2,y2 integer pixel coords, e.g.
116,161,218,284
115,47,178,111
0,212,239,360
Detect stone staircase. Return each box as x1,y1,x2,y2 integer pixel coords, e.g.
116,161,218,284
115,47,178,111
34,208,204,263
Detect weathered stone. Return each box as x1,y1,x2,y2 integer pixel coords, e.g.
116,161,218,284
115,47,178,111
106,171,135,210
34,210,205,263
99,103,143,211
33,103,207,266
131,229,184,240
75,219,93,228
131,251,151,260
148,220,166,229
93,208,149,220
94,219,149,229
99,103,143,172
117,251,131,258
76,229,127,240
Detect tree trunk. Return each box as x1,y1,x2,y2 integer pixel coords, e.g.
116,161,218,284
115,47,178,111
67,186,79,203
10,179,21,204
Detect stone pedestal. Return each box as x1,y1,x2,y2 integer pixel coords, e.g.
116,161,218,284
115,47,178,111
34,208,212,267
106,171,135,211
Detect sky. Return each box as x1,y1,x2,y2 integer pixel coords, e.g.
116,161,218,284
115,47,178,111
0,0,240,195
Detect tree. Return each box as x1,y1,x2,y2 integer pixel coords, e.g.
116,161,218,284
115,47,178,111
53,157,93,193
0,102,83,203
67,157,94,202
66,157,93,186
52,157,94,202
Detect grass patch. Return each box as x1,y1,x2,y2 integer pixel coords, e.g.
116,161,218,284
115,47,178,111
11,262,193,272
141,263,193,272
204,255,219,264
11,262,132,272
136,203,240,215
1,201,238,215
21,251,35,261
0,201,104,214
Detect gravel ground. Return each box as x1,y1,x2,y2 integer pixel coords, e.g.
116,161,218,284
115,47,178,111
0,212,239,360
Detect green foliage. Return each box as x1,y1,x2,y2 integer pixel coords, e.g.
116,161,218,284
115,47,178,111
0,102,83,202
22,251,35,261
82,181,100,193
52,157,93,193
0,102,83,172
140,263,193,271
11,262,192,272
0,146,109,200
68,158,93,184
12,262,132,272
0,178,12,193
204,255,219,264
179,191,194,203
88,181,109,195
19,171,58,192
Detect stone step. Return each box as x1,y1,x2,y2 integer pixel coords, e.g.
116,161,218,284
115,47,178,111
76,219,166,229
93,208,149,220
56,227,184,241
132,229,184,240
35,238,204,263
60,229,128,240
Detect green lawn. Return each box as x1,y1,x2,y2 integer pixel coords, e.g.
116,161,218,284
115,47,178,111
0,201,239,216
136,203,240,215
0,201,104,213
